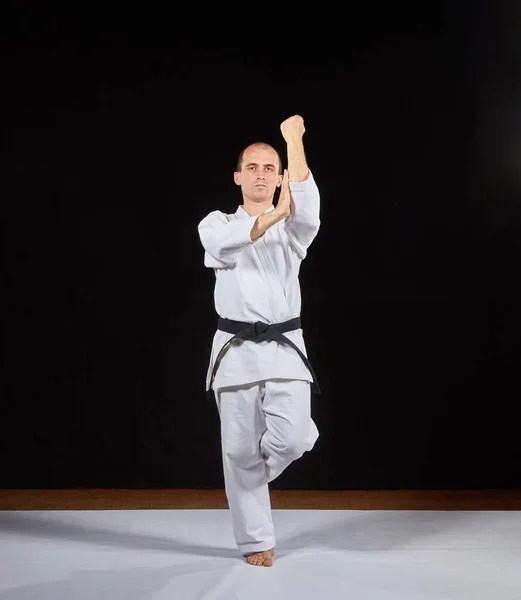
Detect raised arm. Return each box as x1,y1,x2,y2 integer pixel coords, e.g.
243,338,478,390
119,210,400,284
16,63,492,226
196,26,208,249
282,115,309,182
280,115,321,258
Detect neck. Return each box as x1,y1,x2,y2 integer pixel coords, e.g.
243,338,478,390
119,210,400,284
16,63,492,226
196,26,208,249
242,198,272,217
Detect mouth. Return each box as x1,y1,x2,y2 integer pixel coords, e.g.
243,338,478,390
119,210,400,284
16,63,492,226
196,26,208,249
254,184,267,188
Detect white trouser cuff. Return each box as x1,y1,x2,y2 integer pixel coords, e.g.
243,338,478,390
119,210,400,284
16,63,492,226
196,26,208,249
240,539,276,556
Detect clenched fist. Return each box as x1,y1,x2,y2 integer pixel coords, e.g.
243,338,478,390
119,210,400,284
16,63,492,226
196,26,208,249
280,115,305,143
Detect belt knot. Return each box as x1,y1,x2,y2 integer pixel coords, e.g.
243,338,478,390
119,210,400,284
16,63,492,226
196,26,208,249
252,321,269,337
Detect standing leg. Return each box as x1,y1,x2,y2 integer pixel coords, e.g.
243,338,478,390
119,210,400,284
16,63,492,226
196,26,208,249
215,379,319,566
260,379,319,483
215,382,275,560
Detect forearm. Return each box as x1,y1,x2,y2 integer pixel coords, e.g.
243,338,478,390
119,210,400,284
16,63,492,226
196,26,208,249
286,138,309,182
250,208,287,241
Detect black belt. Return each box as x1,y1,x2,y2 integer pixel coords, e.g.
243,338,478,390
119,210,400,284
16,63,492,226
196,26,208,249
208,316,321,394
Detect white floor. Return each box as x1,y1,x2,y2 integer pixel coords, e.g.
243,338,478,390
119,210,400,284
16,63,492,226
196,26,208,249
1,509,520,599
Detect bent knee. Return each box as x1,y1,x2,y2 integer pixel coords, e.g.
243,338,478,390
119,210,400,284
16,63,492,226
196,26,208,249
285,437,310,457
271,434,310,458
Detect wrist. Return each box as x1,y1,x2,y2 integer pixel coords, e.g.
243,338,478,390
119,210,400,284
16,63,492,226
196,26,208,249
285,136,304,147
274,205,290,219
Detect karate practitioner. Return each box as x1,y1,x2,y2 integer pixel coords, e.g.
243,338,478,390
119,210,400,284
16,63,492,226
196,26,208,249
198,115,321,567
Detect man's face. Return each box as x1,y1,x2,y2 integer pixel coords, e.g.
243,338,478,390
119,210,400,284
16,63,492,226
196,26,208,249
234,145,282,203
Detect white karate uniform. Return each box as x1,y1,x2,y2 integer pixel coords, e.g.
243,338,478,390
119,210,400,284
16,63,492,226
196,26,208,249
198,171,321,556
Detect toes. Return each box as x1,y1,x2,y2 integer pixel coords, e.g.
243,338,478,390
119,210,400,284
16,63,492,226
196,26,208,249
245,551,274,567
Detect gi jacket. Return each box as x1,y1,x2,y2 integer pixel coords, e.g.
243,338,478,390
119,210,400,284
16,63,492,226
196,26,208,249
198,171,320,390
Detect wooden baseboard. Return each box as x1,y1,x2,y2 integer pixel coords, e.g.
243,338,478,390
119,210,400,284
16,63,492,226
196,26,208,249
1,489,521,510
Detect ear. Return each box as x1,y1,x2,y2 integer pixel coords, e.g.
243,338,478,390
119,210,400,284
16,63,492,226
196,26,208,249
233,171,241,186
275,173,283,188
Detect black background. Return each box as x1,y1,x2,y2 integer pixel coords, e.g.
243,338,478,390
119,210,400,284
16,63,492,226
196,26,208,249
3,1,521,489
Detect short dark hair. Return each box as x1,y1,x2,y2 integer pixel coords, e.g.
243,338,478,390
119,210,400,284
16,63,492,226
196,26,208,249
236,142,283,175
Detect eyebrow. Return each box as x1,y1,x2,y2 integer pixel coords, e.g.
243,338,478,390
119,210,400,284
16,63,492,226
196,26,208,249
244,162,277,169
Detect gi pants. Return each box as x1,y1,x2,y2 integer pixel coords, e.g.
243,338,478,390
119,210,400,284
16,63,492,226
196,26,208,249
214,378,319,556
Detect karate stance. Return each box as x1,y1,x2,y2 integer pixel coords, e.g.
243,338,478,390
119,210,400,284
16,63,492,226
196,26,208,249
198,115,321,567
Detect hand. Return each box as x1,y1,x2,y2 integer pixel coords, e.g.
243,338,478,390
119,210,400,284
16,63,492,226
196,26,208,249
276,169,293,218
280,115,305,143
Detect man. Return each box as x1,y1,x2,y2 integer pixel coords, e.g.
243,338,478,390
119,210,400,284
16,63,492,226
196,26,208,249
198,115,321,567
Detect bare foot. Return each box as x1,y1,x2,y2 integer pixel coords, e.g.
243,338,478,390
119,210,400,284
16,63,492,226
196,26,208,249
244,548,275,567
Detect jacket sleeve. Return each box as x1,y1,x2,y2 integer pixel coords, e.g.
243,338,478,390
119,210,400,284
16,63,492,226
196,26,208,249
284,170,321,259
198,210,258,268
